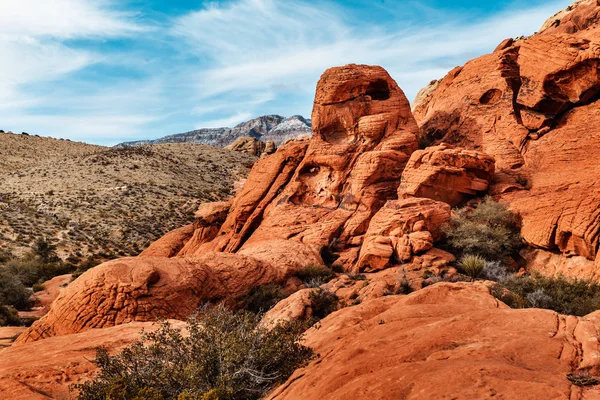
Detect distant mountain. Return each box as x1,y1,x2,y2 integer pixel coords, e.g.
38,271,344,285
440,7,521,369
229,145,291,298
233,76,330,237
116,115,312,148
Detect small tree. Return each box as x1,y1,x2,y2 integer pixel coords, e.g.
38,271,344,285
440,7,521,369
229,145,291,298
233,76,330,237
33,236,59,264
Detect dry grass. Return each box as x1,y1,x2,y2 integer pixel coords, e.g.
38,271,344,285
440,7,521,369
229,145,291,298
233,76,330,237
0,132,255,261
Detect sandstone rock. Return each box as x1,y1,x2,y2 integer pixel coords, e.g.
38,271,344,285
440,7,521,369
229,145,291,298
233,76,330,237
521,248,600,281
269,282,600,400
16,240,322,343
540,0,600,35
413,3,600,267
1,321,184,399
356,198,451,272
411,79,440,114
138,224,195,257
177,201,231,255
224,136,266,156
398,143,495,206
208,65,419,261
261,289,315,329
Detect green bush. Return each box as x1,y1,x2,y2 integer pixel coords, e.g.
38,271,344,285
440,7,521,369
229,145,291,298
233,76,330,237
458,254,486,281
0,269,33,310
4,256,73,286
241,283,286,314
76,305,312,400
443,198,522,261
32,236,60,264
491,274,600,316
309,289,338,320
0,304,21,326
295,265,335,287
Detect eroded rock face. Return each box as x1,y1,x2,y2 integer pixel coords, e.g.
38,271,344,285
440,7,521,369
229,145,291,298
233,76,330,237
269,282,600,400
16,240,322,343
202,65,420,263
356,198,451,272
398,144,495,207
413,0,600,267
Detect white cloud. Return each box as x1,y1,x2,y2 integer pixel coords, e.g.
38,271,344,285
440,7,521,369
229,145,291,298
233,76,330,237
174,0,572,105
0,0,147,39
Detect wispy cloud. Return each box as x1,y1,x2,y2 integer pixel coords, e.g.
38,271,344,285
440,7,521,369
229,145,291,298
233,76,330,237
174,0,571,108
0,0,572,145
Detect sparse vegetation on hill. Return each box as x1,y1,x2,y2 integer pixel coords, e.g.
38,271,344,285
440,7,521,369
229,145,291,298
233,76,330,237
0,132,255,260
76,305,312,400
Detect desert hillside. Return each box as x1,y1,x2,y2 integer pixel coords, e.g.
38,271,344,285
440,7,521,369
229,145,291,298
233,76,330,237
0,132,255,260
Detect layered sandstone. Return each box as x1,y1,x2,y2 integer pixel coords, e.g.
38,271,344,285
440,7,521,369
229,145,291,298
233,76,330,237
398,144,495,207
412,0,600,271
269,282,600,400
356,198,451,272
225,136,267,156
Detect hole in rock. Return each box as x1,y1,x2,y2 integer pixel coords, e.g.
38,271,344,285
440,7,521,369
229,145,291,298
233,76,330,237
479,89,503,105
365,79,390,101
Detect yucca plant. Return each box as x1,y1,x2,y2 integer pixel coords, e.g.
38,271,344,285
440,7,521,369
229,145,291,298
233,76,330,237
458,254,486,281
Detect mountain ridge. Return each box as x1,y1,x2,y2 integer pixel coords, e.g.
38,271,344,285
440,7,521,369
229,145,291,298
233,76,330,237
116,114,312,148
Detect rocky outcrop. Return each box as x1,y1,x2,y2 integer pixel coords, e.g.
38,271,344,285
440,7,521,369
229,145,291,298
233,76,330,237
540,0,600,34
225,136,267,156
356,198,451,272
269,282,600,400
413,0,600,270
196,65,421,266
398,144,495,207
16,64,426,343
16,240,321,343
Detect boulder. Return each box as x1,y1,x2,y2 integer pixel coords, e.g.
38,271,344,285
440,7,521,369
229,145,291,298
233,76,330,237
398,144,495,207
269,282,600,400
225,136,266,156
356,198,451,272
16,240,322,343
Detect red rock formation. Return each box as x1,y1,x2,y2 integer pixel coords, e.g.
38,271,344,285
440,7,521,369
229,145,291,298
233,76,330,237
398,144,495,207
356,198,451,272
16,240,321,343
225,136,266,156
413,0,600,271
206,65,420,261
269,282,600,400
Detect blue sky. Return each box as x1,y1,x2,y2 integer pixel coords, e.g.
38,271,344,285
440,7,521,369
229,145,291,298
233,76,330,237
0,0,572,146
